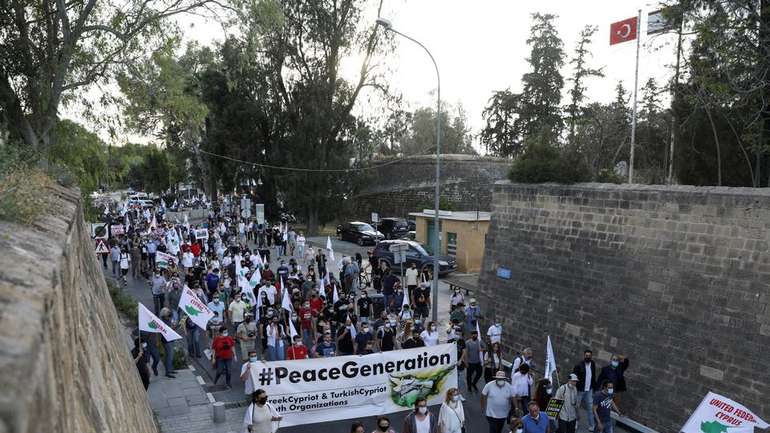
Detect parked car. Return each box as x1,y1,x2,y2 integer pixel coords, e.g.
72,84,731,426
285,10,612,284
372,240,457,276
377,217,410,240
336,221,384,245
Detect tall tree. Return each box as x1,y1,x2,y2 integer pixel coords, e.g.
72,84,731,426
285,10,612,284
566,25,603,146
401,104,475,155
0,0,224,163
480,90,521,157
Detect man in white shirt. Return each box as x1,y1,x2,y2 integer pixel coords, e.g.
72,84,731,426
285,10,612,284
405,263,419,301
487,322,502,344
258,281,277,305
481,371,515,433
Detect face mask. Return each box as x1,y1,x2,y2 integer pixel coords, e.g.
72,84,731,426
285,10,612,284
452,395,461,402
142,343,147,349
417,407,428,415
607,388,615,395
389,321,396,327
516,429,523,433
496,379,505,386
378,425,390,432
430,326,436,331
257,397,268,404
611,361,619,367
249,356,257,362
546,387,553,395
222,332,228,337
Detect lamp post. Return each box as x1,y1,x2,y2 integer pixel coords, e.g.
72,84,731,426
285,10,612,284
376,18,441,322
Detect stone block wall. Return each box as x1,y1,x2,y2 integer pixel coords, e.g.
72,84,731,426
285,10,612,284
477,182,770,432
0,186,158,433
351,154,510,220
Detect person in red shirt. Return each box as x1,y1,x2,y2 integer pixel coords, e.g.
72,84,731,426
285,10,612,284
261,268,275,283
287,335,308,360
212,327,236,387
309,291,324,316
190,241,201,257
299,301,314,346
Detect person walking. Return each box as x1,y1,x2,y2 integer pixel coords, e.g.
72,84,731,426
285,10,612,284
243,389,282,433
350,421,366,433
460,329,485,393
110,243,121,277
372,416,397,433
402,397,438,433
571,349,596,432
521,401,550,433
512,363,534,416
150,270,167,315
593,381,622,433
596,354,629,405
438,387,465,433
484,342,506,383
119,247,131,286
481,371,515,433
212,327,236,388
131,337,150,390
184,310,202,358
554,374,579,433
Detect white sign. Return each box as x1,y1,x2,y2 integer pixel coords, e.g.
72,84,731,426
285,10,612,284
110,224,125,236
371,212,379,223
179,287,214,329
91,223,108,239
388,243,409,253
94,239,109,254
250,343,457,427
255,204,265,224
156,251,177,269
138,303,182,342
680,391,768,433
194,229,209,240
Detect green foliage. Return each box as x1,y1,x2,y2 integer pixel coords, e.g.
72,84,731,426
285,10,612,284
51,120,109,195
596,169,625,184
401,104,476,155
509,142,590,184
481,91,522,156
0,166,54,224
567,25,604,145
173,347,188,369
107,280,138,324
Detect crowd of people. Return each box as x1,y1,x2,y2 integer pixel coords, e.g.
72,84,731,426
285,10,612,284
103,194,630,433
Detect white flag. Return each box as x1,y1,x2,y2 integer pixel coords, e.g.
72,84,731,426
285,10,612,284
249,268,261,290
183,214,190,231
138,303,182,341
681,391,769,433
156,251,177,269
179,287,215,330
476,319,484,363
150,214,157,229
326,236,335,262
288,318,299,338
347,314,357,339
332,284,339,304
402,287,410,310
544,335,557,384
281,277,293,312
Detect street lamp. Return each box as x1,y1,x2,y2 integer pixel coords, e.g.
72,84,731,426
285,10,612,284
376,17,442,322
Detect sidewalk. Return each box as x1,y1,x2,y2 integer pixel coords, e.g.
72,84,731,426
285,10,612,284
150,366,246,433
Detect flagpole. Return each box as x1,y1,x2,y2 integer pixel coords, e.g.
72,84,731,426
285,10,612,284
628,9,642,184
667,10,684,185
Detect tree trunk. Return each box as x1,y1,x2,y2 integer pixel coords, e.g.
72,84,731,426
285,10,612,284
307,207,319,236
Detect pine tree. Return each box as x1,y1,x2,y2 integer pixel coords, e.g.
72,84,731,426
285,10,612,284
567,25,604,146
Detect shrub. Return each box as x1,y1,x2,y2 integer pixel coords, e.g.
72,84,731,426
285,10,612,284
0,166,54,224
107,280,138,324
595,168,625,184
509,142,590,184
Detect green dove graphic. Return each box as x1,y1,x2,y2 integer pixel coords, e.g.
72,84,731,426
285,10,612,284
389,365,455,407
185,305,201,316
701,421,729,433
148,320,159,330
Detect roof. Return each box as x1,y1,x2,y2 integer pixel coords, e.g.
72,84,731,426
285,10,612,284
408,210,491,222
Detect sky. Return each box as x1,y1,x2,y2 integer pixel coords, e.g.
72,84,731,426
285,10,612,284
72,0,683,149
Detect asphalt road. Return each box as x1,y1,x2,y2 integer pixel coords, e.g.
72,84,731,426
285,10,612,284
111,238,627,433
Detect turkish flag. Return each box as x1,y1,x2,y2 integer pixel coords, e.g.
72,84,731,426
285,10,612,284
610,16,638,45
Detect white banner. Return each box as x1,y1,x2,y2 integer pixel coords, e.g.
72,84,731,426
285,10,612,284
681,391,768,433
179,286,214,329
156,251,177,269
249,343,458,427
138,303,182,341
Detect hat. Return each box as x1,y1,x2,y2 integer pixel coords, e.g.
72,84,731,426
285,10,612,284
569,373,579,382
495,371,507,379
470,298,477,304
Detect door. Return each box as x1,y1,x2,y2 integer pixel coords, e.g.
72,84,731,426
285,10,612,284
446,232,457,258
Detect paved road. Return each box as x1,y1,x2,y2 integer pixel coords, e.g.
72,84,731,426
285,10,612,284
109,241,627,433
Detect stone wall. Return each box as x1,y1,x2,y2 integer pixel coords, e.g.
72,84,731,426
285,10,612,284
0,186,158,433
351,154,510,219
477,181,770,432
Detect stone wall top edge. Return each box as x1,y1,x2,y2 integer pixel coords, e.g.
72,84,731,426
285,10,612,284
373,154,511,164
493,180,770,198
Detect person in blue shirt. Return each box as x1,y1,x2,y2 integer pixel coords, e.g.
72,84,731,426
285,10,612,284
464,299,481,332
593,381,623,433
521,401,550,433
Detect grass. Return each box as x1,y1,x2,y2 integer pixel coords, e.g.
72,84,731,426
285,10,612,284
0,166,54,224
107,279,138,325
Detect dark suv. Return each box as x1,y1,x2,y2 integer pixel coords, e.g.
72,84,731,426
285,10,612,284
336,221,384,246
372,240,457,276
377,217,410,239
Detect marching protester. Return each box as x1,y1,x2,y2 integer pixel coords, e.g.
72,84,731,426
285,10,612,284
402,397,438,433
572,349,597,432
484,342,506,383
596,354,630,405
438,387,465,433
593,381,623,433
553,374,580,433
461,328,485,393
512,363,534,416
521,401,550,433
212,326,236,388
372,416,397,433
243,389,282,433
131,337,150,390
481,371,516,433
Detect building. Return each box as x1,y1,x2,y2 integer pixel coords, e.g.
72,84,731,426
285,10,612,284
409,209,490,273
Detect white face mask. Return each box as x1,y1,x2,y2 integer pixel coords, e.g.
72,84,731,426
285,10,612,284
452,395,461,402
417,407,428,415
496,379,505,386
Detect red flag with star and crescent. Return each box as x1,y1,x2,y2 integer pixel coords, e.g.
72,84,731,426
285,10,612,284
610,16,638,45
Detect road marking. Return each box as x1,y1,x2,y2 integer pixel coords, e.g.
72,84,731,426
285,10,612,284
206,392,216,403
196,376,205,385
188,364,196,372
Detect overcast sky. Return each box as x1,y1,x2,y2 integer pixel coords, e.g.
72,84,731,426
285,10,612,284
77,0,682,148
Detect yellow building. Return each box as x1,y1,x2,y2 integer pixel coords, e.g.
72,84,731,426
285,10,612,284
409,210,491,274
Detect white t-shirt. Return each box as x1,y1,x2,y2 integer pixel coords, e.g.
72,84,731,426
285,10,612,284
481,381,515,419
511,372,533,397
405,268,419,286
259,285,277,305
487,324,502,344
181,252,194,268
584,362,592,392
297,235,306,246
420,330,439,346
416,414,431,433
229,300,247,323
119,253,130,269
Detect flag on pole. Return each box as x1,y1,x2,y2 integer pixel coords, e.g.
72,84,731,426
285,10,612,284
332,284,339,304
138,303,182,341
680,391,768,433
281,277,293,312
647,9,672,34
150,214,158,229
249,268,261,289
544,335,558,384
476,319,484,363
183,213,190,231
346,314,357,339
610,16,638,45
179,287,215,329
288,317,299,338
326,236,335,262
255,292,263,321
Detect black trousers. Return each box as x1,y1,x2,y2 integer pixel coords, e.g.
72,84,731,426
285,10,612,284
466,362,483,391
487,416,506,433
558,419,577,433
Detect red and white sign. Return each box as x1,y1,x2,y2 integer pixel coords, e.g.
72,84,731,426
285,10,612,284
94,239,109,254
111,224,125,236
680,391,768,433
610,16,637,45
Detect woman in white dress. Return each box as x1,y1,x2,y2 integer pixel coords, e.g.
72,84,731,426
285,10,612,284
437,388,465,433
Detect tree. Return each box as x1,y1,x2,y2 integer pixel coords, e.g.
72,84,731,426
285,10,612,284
50,119,108,193
566,25,603,146
0,0,225,163
401,104,475,155
636,78,670,183
509,141,589,184
480,90,521,157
